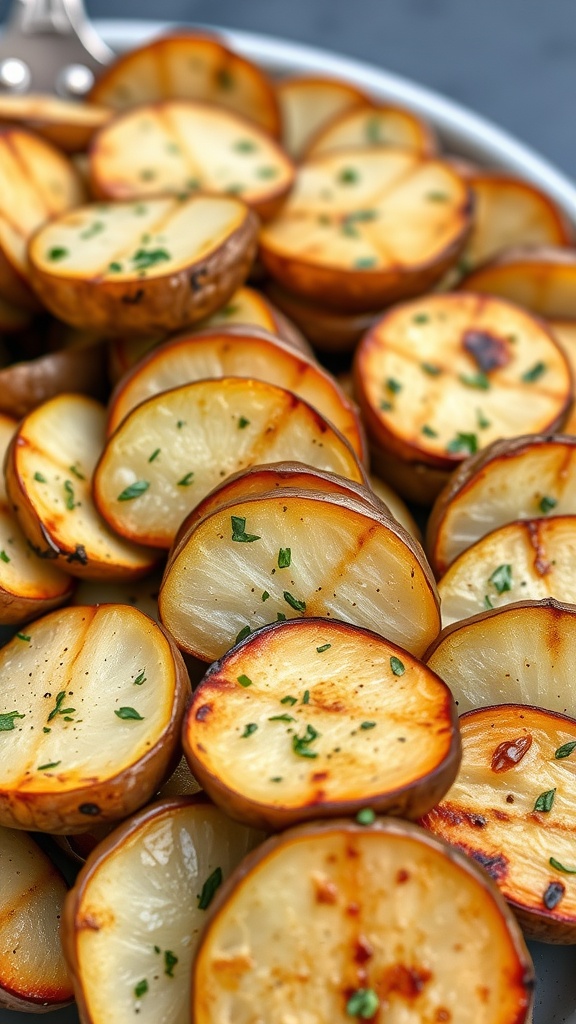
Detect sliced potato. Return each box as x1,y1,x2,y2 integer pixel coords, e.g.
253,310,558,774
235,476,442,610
0,341,108,419
426,598,576,715
0,603,189,832
276,75,371,159
0,413,73,623
459,245,576,319
89,31,281,136
439,516,576,626
306,102,437,159
192,818,534,1024
427,434,576,576
259,148,472,312
369,473,422,541
94,378,365,548
0,93,111,152
421,703,576,943
6,394,159,580
0,827,73,1012
185,618,459,830
549,318,576,434
89,101,294,220
0,127,85,308
354,292,572,486
159,488,440,662
72,567,164,621
27,194,258,334
266,280,382,352
106,325,365,461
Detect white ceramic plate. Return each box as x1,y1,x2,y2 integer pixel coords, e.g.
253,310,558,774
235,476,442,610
1,21,576,1024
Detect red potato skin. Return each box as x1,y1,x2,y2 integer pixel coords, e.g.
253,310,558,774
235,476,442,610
0,342,109,419
0,983,73,1014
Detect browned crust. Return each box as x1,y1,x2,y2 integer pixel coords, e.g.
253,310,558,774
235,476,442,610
0,574,75,626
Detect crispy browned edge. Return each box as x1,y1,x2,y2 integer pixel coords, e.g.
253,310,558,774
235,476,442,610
302,101,438,161
60,793,209,1024
27,199,259,335
105,323,367,464
0,608,191,833
265,280,382,352
425,433,576,576
88,30,282,138
459,243,576,287
259,150,474,313
189,816,535,1021
182,616,461,831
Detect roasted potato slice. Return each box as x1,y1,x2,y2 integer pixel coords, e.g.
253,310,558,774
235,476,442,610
276,75,371,159
306,102,437,159
0,340,108,419
354,292,572,498
94,378,365,548
439,516,576,626
27,194,258,334
61,796,262,1024
89,101,294,220
0,126,85,308
422,703,576,943
0,93,112,152
192,817,534,1024
427,434,576,576
159,488,440,662
266,280,382,352
549,318,576,434
0,603,189,832
0,412,73,623
369,474,422,541
0,827,73,1012
5,394,159,580
106,325,365,461
259,148,472,312
426,598,576,715
184,618,460,830
89,31,281,136
459,245,576,319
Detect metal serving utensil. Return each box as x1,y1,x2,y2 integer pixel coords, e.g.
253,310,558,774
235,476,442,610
0,0,113,97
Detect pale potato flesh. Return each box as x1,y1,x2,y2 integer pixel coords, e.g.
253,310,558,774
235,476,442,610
0,828,73,1008
429,438,576,573
69,801,262,1024
369,474,422,541
306,103,436,158
193,820,533,1024
277,76,370,158
460,247,576,319
0,94,111,152
95,378,364,547
355,293,571,465
550,319,576,433
159,491,440,661
422,704,576,942
439,517,576,626
427,600,576,715
90,101,292,209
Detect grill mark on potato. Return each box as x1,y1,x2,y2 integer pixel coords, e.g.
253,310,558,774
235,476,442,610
303,521,380,617
162,103,205,186
526,520,552,577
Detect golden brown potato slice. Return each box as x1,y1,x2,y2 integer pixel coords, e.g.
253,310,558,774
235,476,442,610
5,394,159,580
276,75,371,159
62,797,262,1024
94,378,365,548
439,516,576,626
89,31,281,136
427,434,576,576
159,488,440,662
354,292,572,494
0,93,111,152
549,319,576,434
0,341,108,419
27,194,258,334
0,413,73,623
192,817,534,1024
266,280,381,352
422,703,576,943
106,325,365,461
0,603,189,833
184,618,459,830
0,127,85,308
426,598,576,715
259,148,472,312
459,246,576,319
89,101,294,220
306,102,437,159
0,827,73,1012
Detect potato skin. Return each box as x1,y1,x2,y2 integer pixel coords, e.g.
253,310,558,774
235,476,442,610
0,343,108,419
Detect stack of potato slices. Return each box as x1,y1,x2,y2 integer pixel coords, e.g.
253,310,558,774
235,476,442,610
3,21,576,1024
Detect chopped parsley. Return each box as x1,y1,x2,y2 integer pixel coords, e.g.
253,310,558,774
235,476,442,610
69,464,86,480
390,656,405,676
241,723,258,738
316,643,331,653
459,372,490,390
164,951,178,977
422,424,438,438
0,550,9,563
284,591,306,612
47,246,68,261
302,690,310,704
292,724,320,758
261,591,270,601
16,632,31,642
489,564,512,594
446,432,478,456
80,220,105,240
117,480,149,501
34,472,47,483
534,788,556,813
549,857,576,874
379,399,392,411
338,167,359,185
257,166,278,178
131,248,170,271
238,416,250,429
177,472,194,486
276,612,286,622
134,980,148,999
414,314,430,325
114,707,144,720
237,674,252,688
269,713,295,723
476,408,491,429
484,594,494,610
0,710,25,731
281,696,297,706
235,625,251,644
386,377,402,394
421,361,441,375
522,362,546,383
133,671,146,686
356,808,375,826
346,989,380,1018
234,139,257,153
38,760,61,771
555,740,576,759
231,516,260,543
108,261,122,273
47,691,75,722
540,495,558,514
278,547,291,568
63,480,77,511
360,721,376,730
198,866,223,909
148,448,161,463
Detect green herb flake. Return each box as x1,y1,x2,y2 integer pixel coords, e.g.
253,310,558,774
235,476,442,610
338,167,359,185
222,304,239,316
360,721,376,730
0,550,9,563
176,420,186,429
346,988,380,1019
235,625,251,644
414,314,430,325
555,740,576,759
131,248,170,272
139,168,156,181
379,399,392,411
422,424,438,438
354,256,377,269
34,472,47,483
476,408,491,430
271,776,283,782
522,361,547,383
426,191,449,202
217,68,234,90
133,671,146,686
108,261,122,273
80,220,105,240
549,857,576,874
261,591,270,601
64,480,77,511
38,760,61,771
257,165,278,179
459,372,490,390
47,246,68,261
241,722,258,738
278,547,291,568
484,594,494,610
390,656,405,676
117,480,150,502
269,713,295,723
237,674,252,688
115,707,144,721
276,612,287,622
231,516,260,543
292,723,319,758
302,690,310,704
198,866,223,909
238,416,250,429
177,472,194,487
166,142,180,155
42,726,50,733
489,564,513,594
316,643,331,653
446,432,478,456
534,788,556,813
0,710,25,731
47,691,70,722
356,807,376,826
284,591,306,612
281,696,297,706
164,951,178,977
234,139,256,153
69,464,86,480
386,377,402,394
540,495,558,514
134,980,148,999
421,361,441,375
148,448,161,463
16,632,31,642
